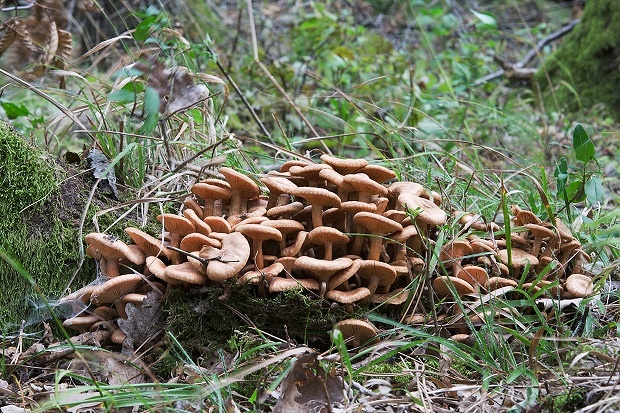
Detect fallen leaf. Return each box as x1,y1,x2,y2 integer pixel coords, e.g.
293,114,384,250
86,148,118,199
273,353,343,413
117,291,164,354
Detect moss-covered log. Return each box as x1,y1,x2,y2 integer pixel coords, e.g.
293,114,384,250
534,0,620,119
0,121,93,329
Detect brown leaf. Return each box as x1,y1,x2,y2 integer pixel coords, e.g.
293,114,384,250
117,291,164,354
273,353,343,413
136,62,215,118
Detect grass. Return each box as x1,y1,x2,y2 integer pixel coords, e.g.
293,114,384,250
1,0,620,411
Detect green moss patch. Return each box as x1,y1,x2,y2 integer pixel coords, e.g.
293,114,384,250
534,0,620,119
0,121,95,329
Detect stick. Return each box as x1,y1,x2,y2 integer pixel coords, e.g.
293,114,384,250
474,18,580,85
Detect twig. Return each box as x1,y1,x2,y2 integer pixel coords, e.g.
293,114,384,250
474,18,580,85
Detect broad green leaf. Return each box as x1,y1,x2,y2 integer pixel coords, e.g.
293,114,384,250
139,86,160,135
566,180,585,203
584,176,605,205
1,101,30,119
134,15,159,42
572,124,594,163
108,89,137,104
471,10,497,28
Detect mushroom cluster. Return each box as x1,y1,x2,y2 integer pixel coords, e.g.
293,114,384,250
59,156,595,344
434,206,594,301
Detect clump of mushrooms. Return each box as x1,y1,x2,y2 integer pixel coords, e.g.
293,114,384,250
60,157,595,346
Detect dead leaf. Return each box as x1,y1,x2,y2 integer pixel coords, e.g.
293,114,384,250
272,353,343,413
117,291,164,354
136,62,217,118
86,148,119,199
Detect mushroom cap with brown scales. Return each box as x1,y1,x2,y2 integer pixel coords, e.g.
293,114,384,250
85,233,146,278
335,319,379,347
219,167,261,216
320,154,368,174
397,193,447,227
200,232,251,281
203,216,232,233
565,273,594,298
183,209,212,236
145,256,173,283
432,276,475,298
190,182,232,217
279,159,312,173
90,273,144,305
125,227,172,261
439,240,474,275
360,164,397,184
370,288,409,305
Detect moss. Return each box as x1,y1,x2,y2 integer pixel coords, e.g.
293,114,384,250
534,0,620,119
542,388,586,412
164,283,364,357
0,121,95,329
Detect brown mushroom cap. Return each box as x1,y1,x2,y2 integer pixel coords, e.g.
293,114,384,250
292,187,341,229
125,227,172,260
165,261,209,284
326,287,372,304
266,201,305,219
307,226,350,261
203,216,232,234
320,154,368,174
397,193,447,227
335,319,379,347
90,273,144,305
239,262,285,284
235,223,282,269
565,273,594,298
487,276,518,290
432,276,475,298
191,182,232,217
269,277,320,293
219,167,261,216
439,240,473,276
360,164,396,184
200,232,251,281
343,173,389,202
260,175,299,209
85,233,146,277
497,248,539,267
183,209,212,236
180,232,221,252
295,256,353,296
62,315,102,332
456,265,489,290
352,212,403,261
356,260,397,294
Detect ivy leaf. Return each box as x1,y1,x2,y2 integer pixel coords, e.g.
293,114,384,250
573,124,594,163
584,176,605,205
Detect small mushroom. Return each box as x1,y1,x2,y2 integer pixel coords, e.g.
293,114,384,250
219,167,261,216
334,319,379,348
565,273,594,298
200,232,251,281
85,233,146,277
90,273,144,305
432,276,475,298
